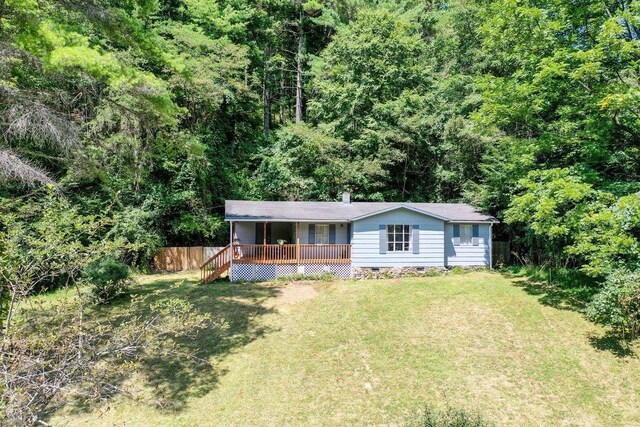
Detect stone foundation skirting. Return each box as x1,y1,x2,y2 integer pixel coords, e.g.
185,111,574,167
352,266,486,280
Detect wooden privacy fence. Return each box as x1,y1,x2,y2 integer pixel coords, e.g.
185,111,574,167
153,246,224,272
492,241,511,266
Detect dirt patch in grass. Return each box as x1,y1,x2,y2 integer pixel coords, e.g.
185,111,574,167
275,283,320,304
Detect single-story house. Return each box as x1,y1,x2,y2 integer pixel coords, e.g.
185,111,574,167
201,193,498,282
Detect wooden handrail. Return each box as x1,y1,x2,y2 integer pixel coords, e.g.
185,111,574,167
201,243,352,281
233,244,351,264
200,244,231,282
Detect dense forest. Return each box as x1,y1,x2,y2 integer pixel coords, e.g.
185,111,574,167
2,0,640,423
1,0,639,273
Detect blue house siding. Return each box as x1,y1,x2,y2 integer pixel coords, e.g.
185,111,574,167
351,209,445,268
444,223,491,267
298,222,349,244
232,216,492,270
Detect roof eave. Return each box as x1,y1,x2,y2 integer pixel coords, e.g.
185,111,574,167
225,217,350,222
447,219,500,224
350,205,450,222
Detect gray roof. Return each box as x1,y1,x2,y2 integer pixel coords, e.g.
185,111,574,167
225,200,498,223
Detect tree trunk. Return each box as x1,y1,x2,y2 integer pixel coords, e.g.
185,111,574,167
0,284,4,341
295,13,304,124
4,286,17,343
263,55,271,140
279,62,286,125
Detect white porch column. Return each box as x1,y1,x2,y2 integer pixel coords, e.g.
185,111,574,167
229,220,234,281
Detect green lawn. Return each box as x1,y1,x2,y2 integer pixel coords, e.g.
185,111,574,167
51,271,640,426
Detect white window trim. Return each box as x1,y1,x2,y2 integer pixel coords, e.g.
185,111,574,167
387,224,411,252
315,224,330,244
460,224,472,246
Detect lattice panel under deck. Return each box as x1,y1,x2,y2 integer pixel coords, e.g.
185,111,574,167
232,263,352,281
329,264,352,278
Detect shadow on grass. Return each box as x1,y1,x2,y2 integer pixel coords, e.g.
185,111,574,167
500,267,638,358
67,273,280,414
500,266,599,311
588,332,636,358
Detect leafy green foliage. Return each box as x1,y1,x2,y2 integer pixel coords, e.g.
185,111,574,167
253,123,387,200
413,406,491,427
587,270,640,340
0,187,127,331
83,257,131,304
275,272,336,282
504,169,598,266
1,0,263,248
1,0,640,321
570,194,640,276
476,0,640,266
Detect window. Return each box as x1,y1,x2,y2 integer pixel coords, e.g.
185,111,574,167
315,224,330,244
460,224,472,245
387,224,410,252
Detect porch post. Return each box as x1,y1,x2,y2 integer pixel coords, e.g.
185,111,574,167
229,221,234,281
263,221,267,245
296,222,300,263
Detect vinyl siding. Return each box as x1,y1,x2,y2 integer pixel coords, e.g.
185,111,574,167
444,223,491,267
233,222,254,244
298,223,349,244
351,209,445,268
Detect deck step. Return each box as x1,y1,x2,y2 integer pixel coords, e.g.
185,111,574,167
202,262,229,282
200,245,231,283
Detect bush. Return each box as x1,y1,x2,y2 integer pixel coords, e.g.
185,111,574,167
413,406,491,427
586,270,640,340
276,272,336,282
450,266,466,275
83,257,131,304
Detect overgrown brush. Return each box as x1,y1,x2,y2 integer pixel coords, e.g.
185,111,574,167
411,406,491,427
587,270,640,341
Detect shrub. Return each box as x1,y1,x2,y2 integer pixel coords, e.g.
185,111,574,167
83,257,131,304
413,406,491,427
450,266,466,275
423,269,441,277
276,272,336,282
586,269,640,340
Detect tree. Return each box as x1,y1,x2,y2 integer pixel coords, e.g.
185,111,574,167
476,0,640,264
587,269,640,340
0,187,123,336
252,123,387,200
0,189,215,424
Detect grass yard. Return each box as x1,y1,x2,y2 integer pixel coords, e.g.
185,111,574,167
51,271,640,426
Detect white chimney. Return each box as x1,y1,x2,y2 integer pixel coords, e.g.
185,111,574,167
342,191,351,204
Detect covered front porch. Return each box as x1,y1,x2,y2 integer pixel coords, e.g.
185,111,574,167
233,244,351,264
223,221,352,281
231,221,351,264
200,219,354,282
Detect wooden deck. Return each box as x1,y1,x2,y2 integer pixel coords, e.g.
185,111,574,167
201,244,351,282
233,244,351,264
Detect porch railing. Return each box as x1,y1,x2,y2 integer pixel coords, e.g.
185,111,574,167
233,244,351,264
200,244,231,282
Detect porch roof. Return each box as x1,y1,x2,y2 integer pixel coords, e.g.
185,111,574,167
225,200,498,223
